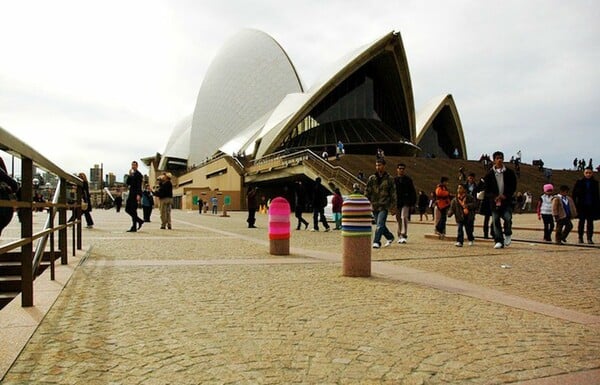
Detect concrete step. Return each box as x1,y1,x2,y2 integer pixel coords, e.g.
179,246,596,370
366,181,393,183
0,276,21,292
0,292,18,309
0,261,21,276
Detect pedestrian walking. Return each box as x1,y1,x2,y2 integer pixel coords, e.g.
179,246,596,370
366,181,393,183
365,158,396,248
394,163,416,243
114,193,123,212
483,151,517,249
417,190,429,221
448,184,476,247
154,172,173,229
536,184,555,242
211,196,218,214
332,188,343,230
294,181,309,230
311,177,330,232
572,167,600,244
434,177,451,237
125,161,144,232
552,185,577,244
141,184,154,222
78,172,94,228
246,186,258,228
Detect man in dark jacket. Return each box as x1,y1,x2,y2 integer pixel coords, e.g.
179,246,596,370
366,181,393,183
483,151,517,249
246,186,258,228
125,160,144,232
573,167,600,244
294,181,309,230
0,158,18,236
311,177,330,232
394,163,416,244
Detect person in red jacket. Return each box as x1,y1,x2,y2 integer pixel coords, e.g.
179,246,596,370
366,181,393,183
434,177,451,237
332,188,343,230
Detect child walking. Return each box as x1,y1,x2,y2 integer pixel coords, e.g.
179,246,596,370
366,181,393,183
332,188,343,230
552,185,578,245
536,184,554,242
448,184,476,247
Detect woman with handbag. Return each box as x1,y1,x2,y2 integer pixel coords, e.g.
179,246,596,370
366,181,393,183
78,172,94,229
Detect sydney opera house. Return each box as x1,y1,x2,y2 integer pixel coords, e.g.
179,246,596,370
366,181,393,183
143,29,466,210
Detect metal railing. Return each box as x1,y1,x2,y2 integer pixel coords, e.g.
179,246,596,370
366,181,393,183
0,125,83,307
248,149,365,194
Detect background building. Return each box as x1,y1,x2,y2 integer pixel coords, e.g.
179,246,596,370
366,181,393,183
145,29,466,211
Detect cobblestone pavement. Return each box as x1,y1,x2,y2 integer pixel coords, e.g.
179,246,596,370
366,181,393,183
1,209,599,384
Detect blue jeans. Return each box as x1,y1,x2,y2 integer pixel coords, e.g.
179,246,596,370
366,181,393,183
373,209,394,245
491,204,513,243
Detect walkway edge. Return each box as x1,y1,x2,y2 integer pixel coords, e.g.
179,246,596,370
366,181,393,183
0,249,87,381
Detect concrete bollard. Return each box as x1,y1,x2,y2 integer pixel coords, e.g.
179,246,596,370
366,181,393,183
341,193,372,277
268,197,290,255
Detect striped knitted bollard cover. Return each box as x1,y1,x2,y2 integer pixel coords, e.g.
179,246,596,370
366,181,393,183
341,193,372,277
268,197,290,255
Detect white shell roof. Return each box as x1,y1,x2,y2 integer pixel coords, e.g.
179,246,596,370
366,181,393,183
416,94,449,138
252,31,410,159
415,94,467,158
188,29,303,166
159,114,192,169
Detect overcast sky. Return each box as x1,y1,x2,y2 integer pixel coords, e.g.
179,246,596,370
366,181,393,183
1,0,598,180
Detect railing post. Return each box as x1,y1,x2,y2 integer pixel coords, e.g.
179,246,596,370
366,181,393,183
76,185,82,250
20,157,33,307
50,206,55,281
59,177,68,265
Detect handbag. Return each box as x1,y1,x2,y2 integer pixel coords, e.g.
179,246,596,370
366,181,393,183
81,202,88,211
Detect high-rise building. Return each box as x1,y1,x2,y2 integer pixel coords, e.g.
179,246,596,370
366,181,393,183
89,164,102,190
106,172,116,187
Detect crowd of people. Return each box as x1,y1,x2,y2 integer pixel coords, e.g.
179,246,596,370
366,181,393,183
241,149,600,249
4,152,597,250
358,150,600,248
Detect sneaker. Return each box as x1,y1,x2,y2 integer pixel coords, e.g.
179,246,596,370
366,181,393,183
468,241,474,246
494,242,503,249
310,229,318,232
86,225,93,229
588,239,595,245
398,237,407,244
455,242,463,247
324,228,331,232
504,235,511,246
372,243,381,249
384,239,393,247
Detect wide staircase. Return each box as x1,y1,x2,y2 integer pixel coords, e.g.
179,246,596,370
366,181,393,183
0,253,55,308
